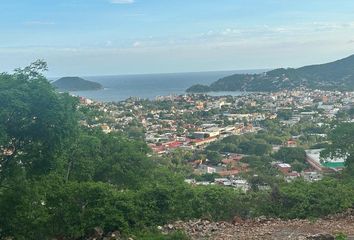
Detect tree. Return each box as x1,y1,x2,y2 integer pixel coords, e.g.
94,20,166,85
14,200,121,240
0,177,135,239
264,179,354,218
254,143,272,156
291,160,307,172
91,132,153,189
238,141,272,156
206,151,222,165
64,133,102,182
0,61,78,183
274,147,306,164
324,123,354,174
277,109,293,120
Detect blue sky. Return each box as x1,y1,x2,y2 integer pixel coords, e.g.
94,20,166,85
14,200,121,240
1,0,354,76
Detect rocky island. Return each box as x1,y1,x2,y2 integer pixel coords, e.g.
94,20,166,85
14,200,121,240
52,76,103,91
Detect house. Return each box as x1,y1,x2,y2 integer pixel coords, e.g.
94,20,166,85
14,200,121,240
195,164,216,174
285,171,301,182
190,137,218,147
218,169,239,177
215,178,232,186
272,145,282,152
165,141,183,150
79,97,93,105
275,163,292,174
195,181,212,186
214,178,229,183
195,101,204,110
221,154,243,165
184,179,196,184
302,171,323,182
231,179,250,192
150,145,166,155
285,140,297,148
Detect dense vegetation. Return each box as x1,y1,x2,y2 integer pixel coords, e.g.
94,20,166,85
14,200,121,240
53,76,103,91
187,54,354,92
186,84,210,93
1,62,354,239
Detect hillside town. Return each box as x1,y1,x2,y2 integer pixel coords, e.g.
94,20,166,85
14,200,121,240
77,89,354,191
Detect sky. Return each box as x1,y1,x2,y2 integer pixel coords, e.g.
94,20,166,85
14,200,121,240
1,0,354,76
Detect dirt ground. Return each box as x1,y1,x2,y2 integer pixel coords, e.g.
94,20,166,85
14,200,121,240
162,210,354,240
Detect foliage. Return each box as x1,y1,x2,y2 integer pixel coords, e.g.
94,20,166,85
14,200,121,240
186,84,210,93
206,134,272,156
1,62,354,239
261,179,354,219
194,173,221,182
277,109,293,120
205,150,222,165
0,60,79,182
323,123,354,174
336,232,348,240
196,54,354,92
273,147,306,163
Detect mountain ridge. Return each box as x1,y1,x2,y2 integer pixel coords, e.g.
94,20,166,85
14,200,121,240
187,54,354,92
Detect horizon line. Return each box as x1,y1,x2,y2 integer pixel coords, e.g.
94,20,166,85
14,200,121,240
47,68,271,79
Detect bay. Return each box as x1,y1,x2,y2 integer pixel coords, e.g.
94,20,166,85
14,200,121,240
68,69,265,102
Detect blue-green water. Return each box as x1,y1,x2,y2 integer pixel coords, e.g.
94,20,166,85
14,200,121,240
68,69,265,102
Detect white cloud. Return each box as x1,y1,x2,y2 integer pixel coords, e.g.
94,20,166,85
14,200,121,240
110,0,134,4
132,41,141,47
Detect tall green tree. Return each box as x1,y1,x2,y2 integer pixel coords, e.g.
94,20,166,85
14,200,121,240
0,60,78,183
324,123,354,174
274,147,306,164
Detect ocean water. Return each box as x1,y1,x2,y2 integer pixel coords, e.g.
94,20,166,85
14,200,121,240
68,69,265,102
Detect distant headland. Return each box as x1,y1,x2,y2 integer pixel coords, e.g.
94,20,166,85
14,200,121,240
187,54,354,93
52,77,103,91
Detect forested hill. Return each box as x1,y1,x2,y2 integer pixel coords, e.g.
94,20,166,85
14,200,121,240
53,76,103,91
187,54,354,92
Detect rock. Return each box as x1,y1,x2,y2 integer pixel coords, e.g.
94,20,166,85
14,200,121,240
160,210,354,239
110,231,121,239
256,216,267,223
90,227,104,239
232,216,244,225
